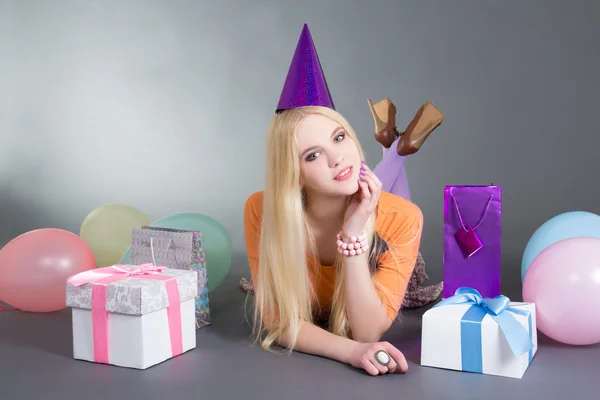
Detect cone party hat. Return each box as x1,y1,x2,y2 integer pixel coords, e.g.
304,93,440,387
276,24,335,112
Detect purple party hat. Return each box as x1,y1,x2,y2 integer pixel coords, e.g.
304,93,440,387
276,24,335,113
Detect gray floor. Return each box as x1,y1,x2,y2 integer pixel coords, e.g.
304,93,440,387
1,259,598,400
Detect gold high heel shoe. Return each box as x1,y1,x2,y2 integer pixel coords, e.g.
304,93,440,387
396,101,445,156
367,98,400,149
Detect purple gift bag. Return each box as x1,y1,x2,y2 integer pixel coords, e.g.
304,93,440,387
443,185,502,299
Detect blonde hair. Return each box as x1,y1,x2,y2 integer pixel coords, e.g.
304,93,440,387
252,106,390,352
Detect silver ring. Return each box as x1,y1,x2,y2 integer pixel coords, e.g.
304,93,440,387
374,350,390,366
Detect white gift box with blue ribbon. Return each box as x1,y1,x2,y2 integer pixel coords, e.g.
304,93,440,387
421,287,537,379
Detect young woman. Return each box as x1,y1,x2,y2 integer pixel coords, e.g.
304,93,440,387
243,105,423,376
243,24,423,376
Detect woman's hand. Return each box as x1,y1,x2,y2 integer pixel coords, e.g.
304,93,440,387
342,161,382,237
348,340,409,376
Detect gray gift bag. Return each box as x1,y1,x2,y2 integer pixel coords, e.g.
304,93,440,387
130,226,211,329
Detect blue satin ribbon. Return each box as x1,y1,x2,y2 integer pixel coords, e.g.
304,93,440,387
434,287,534,373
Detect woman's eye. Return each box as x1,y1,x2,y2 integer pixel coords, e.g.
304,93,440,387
306,152,319,161
334,133,345,142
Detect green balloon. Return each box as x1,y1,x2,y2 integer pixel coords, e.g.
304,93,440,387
119,213,232,292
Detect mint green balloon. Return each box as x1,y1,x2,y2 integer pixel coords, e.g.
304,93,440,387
120,213,232,292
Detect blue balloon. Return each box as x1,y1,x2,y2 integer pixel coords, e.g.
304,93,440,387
521,211,600,282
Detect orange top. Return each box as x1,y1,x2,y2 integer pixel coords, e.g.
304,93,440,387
243,190,423,321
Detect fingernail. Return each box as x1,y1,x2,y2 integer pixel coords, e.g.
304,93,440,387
362,160,366,165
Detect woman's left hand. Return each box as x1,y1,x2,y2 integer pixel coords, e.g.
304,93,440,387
342,161,382,237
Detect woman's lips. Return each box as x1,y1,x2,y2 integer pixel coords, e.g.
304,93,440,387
335,166,353,180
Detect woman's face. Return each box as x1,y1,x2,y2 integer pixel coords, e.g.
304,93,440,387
295,113,362,197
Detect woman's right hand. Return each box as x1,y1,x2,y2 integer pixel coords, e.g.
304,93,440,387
348,341,409,376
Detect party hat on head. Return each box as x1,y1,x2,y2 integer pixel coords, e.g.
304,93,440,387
276,24,335,113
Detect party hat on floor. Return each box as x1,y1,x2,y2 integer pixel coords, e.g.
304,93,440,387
276,24,335,112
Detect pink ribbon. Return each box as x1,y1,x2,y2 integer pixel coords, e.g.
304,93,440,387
68,263,183,364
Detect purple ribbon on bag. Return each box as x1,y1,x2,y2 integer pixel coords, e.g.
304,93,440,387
451,193,493,258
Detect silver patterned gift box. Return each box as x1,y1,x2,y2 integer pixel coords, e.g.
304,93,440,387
66,265,198,370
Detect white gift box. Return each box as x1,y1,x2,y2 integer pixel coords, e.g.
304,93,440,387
66,264,198,369
421,299,537,379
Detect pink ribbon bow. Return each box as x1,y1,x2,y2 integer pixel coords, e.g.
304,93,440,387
68,263,183,364
67,263,167,287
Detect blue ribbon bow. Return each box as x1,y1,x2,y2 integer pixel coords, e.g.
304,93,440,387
434,287,534,373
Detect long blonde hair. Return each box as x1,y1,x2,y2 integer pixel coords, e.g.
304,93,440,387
252,106,386,352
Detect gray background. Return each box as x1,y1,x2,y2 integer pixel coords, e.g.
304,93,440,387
1,1,599,399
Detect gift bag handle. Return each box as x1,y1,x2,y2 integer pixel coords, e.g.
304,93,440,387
149,237,176,266
451,193,493,232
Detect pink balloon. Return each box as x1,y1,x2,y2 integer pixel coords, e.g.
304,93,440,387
0,228,96,313
522,236,600,346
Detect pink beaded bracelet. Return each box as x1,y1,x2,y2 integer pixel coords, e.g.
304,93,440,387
336,230,368,256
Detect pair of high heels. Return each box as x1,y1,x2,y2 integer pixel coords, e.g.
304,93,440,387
367,97,445,156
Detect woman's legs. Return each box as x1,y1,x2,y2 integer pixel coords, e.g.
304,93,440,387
388,166,411,202
373,138,443,309
372,137,411,201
